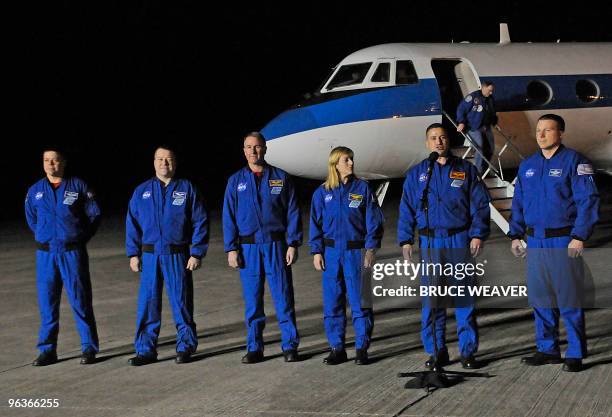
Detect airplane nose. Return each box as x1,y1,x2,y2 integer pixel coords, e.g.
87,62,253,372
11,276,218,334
261,107,318,141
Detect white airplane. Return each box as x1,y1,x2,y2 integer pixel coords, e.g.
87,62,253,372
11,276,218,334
261,24,612,188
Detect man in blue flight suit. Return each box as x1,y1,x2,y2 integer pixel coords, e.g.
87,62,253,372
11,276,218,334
456,81,499,174
25,148,101,366
126,145,209,365
398,123,491,369
509,114,599,373
223,131,302,364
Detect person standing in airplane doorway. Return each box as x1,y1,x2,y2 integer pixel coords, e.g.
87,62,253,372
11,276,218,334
456,81,499,174
309,146,384,365
223,132,302,364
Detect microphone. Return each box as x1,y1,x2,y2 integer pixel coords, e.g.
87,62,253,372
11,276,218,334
421,152,439,208
426,151,439,174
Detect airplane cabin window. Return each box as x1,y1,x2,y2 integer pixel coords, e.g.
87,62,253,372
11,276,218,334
326,63,372,89
371,63,390,82
526,80,553,106
576,79,600,103
396,60,419,84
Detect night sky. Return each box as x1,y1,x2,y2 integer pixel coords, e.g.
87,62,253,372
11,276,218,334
7,2,612,221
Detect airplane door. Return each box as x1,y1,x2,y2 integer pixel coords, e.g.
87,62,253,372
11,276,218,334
431,58,481,145
431,58,481,117
454,60,481,97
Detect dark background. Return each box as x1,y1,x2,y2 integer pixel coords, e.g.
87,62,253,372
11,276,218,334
6,2,612,221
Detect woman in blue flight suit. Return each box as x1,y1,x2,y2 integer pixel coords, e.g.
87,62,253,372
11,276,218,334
309,146,384,365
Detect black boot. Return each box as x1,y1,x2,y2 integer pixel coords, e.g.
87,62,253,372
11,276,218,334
460,354,480,369
175,351,192,364
33,351,58,367
80,349,96,365
354,349,369,365
128,355,157,366
283,349,299,363
323,348,347,365
425,350,449,370
521,352,562,366
562,358,583,372
241,351,264,364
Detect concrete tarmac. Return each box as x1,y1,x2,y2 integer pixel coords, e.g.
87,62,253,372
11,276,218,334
1,194,611,417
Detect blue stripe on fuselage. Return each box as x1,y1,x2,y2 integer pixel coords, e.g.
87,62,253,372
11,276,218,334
262,74,611,141
262,80,441,140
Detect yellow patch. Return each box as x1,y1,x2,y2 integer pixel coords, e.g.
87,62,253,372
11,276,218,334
349,193,363,201
269,179,284,187
450,171,466,180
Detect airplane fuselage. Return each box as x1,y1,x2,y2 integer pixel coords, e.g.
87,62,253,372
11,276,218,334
262,42,612,179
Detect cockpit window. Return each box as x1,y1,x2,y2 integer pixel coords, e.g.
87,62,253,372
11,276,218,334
396,60,419,84
371,63,390,82
326,62,372,89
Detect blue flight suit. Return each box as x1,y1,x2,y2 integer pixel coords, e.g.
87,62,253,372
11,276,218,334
309,177,384,351
25,177,101,354
456,90,498,173
222,164,302,353
509,144,599,359
126,178,209,357
398,156,490,357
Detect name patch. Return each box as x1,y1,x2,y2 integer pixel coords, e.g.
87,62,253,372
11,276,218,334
63,191,78,206
549,169,563,177
450,171,466,180
451,179,464,188
349,193,363,208
271,187,282,194
172,191,186,206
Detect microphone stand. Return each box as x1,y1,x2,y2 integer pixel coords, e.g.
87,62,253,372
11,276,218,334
399,152,490,390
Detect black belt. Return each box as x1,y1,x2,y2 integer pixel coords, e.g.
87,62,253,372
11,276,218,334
526,226,572,238
239,231,285,245
36,242,82,252
142,244,188,254
323,239,365,250
418,226,468,237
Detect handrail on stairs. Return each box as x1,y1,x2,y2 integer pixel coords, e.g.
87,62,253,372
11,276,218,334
442,110,524,180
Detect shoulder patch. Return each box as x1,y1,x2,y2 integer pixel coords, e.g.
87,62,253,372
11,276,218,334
577,164,594,176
